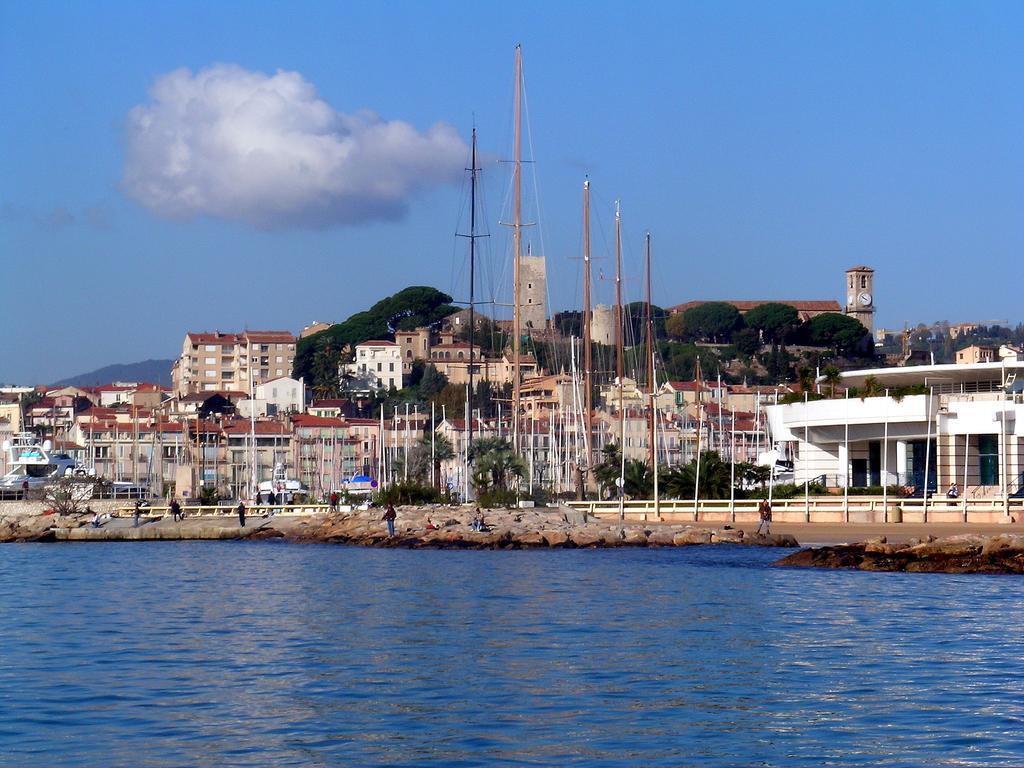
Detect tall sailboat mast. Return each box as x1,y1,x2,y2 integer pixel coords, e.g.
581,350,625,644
467,127,479,455
615,202,623,387
645,232,655,470
615,201,625,521
582,179,593,470
511,44,523,452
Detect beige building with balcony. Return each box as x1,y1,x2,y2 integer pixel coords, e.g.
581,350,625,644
172,330,296,396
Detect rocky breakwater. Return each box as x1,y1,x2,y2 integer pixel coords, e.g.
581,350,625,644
775,533,1024,574
277,505,800,550
0,502,801,549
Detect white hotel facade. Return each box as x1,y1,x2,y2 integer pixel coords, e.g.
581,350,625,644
766,360,1024,498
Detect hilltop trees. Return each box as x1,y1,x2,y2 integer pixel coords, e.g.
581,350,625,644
294,286,458,386
668,302,743,343
805,313,870,355
744,302,799,344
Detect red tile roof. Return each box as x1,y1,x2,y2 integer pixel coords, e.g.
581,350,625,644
221,420,291,436
668,300,842,314
358,340,398,346
292,414,348,428
186,330,295,344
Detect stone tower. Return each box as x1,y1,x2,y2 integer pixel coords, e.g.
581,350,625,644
519,253,547,333
844,265,875,335
591,305,616,346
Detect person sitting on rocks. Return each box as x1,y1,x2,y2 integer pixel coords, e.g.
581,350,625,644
425,518,439,531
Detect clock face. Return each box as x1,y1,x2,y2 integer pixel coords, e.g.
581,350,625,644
847,293,855,307
858,292,872,306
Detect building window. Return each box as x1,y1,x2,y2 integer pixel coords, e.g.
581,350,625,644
205,357,216,364
377,363,382,372
860,275,867,288
205,345,216,351
389,363,394,372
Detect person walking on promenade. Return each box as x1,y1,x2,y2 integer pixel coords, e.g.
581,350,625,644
237,499,246,527
757,498,772,535
133,499,144,528
382,503,397,537
329,491,339,512
170,498,182,522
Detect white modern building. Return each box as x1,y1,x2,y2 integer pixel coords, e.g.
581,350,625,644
239,376,306,418
343,341,403,392
766,361,1024,497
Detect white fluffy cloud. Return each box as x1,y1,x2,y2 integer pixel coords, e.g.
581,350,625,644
122,64,468,228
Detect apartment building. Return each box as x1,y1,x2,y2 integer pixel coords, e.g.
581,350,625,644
343,341,403,392
172,330,296,396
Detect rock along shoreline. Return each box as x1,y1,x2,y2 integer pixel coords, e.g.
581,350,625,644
0,503,797,550
774,533,1024,574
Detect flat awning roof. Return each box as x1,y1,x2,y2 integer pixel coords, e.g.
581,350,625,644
836,361,1023,389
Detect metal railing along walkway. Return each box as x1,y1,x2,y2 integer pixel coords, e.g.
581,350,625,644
565,496,1024,525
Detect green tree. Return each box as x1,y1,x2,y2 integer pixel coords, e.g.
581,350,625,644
418,364,448,400
822,365,842,397
593,442,624,497
744,302,799,344
471,438,526,494
732,328,762,358
553,311,583,337
805,313,871,356
294,285,458,382
679,302,744,343
624,302,667,345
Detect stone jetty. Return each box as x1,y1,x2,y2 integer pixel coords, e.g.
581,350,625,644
775,533,1024,574
0,502,798,549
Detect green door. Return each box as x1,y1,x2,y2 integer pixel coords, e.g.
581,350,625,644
978,435,999,486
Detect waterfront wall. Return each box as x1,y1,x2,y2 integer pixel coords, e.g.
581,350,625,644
568,496,1023,525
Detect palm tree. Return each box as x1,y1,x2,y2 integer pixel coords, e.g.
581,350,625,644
471,438,526,493
860,375,883,399
593,442,623,497
796,366,815,395
822,365,842,398
622,458,654,499
426,433,454,490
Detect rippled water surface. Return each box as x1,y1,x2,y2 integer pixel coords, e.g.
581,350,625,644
2,542,1024,766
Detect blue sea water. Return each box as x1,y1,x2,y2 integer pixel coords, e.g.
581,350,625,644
1,543,1023,767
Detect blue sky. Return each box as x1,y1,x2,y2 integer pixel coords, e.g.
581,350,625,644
2,1,1022,383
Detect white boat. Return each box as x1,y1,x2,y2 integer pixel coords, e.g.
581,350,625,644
1,433,94,497
255,463,310,504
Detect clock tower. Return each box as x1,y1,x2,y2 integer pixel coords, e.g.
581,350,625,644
844,265,875,335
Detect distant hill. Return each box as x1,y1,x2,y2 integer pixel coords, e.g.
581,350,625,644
54,359,175,388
